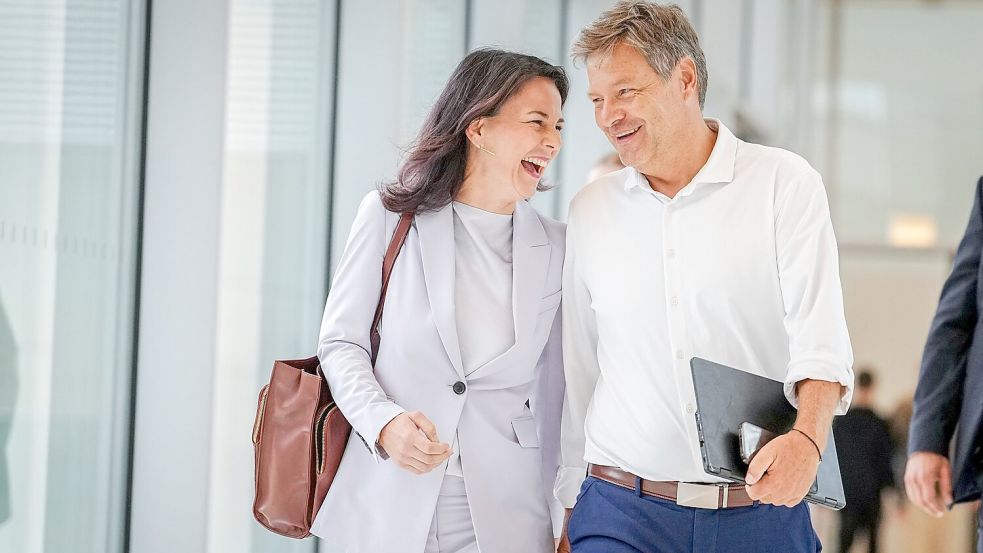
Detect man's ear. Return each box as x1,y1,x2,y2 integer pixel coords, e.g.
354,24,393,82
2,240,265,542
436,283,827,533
676,57,699,103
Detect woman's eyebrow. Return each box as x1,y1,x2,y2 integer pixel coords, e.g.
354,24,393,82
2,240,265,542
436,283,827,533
525,110,563,124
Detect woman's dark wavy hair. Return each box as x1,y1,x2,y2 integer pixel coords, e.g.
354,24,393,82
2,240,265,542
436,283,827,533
380,48,569,213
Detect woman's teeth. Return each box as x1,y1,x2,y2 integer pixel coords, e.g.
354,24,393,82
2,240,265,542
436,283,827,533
521,157,548,177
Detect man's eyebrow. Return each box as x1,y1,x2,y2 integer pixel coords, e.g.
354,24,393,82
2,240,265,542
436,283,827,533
587,80,635,97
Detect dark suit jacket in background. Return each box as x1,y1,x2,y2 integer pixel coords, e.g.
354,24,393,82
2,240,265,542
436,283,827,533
910,175,983,504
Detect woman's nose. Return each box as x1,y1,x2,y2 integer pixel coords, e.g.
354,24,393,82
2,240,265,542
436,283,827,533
543,127,561,150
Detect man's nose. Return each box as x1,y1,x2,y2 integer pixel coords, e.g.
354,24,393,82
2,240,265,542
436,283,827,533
598,103,624,131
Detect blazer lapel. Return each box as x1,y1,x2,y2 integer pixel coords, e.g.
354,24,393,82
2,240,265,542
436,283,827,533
511,201,551,349
415,204,466,379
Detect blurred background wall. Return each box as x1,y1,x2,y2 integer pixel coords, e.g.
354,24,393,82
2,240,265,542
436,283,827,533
0,0,980,552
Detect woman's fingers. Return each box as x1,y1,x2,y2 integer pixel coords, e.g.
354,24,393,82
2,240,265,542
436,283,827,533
415,436,452,455
379,410,453,474
408,411,441,443
396,457,426,475
409,439,452,466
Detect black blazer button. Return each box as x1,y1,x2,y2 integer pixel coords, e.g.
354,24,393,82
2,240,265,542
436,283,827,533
453,381,467,395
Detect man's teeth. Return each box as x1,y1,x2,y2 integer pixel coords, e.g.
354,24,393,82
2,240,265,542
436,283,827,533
616,127,640,138
522,157,548,168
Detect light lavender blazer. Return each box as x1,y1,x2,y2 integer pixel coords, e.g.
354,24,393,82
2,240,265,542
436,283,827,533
311,191,565,553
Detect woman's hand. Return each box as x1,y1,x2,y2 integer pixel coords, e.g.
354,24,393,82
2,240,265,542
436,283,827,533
378,411,452,474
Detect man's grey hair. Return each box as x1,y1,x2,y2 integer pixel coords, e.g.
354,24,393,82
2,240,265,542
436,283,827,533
572,1,708,109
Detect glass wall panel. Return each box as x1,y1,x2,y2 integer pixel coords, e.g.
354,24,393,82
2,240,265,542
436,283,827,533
206,1,335,552
0,1,145,552
329,0,466,273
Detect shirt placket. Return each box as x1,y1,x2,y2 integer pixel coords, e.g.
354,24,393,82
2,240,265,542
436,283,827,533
661,196,704,467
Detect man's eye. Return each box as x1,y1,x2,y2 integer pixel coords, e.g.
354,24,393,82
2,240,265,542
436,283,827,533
591,98,602,104
527,120,544,126
619,89,633,96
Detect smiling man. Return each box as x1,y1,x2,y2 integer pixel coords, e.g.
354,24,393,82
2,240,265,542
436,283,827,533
554,2,855,552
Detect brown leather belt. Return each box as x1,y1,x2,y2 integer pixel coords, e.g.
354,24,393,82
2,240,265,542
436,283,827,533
588,464,754,509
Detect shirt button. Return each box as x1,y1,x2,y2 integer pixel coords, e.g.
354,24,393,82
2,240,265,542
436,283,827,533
685,403,695,414
667,249,675,259
676,350,683,360
452,381,467,395
670,296,679,307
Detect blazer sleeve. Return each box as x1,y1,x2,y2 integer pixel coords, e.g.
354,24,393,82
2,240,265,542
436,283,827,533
531,305,565,538
317,191,406,463
909,177,983,456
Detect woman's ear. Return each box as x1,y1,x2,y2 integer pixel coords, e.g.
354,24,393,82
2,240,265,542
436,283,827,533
465,117,485,148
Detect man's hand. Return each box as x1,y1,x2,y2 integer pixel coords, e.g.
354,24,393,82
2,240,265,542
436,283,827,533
746,379,842,507
745,429,821,507
378,411,451,474
904,451,953,517
556,508,573,552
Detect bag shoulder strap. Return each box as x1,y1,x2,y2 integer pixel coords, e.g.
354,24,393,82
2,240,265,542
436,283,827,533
369,211,414,364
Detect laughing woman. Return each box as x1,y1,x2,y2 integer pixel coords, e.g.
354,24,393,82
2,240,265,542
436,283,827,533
310,49,568,553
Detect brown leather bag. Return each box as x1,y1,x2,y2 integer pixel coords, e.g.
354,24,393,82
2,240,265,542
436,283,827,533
252,211,414,538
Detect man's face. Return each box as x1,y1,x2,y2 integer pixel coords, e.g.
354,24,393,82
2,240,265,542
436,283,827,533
586,42,685,173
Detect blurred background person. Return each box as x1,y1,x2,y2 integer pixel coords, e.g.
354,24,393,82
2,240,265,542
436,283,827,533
584,151,624,184
833,368,895,553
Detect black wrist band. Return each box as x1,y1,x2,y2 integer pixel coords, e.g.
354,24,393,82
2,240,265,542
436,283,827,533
791,428,823,463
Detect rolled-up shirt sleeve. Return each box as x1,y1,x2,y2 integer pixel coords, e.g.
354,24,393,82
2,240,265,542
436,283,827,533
554,206,602,508
774,168,855,414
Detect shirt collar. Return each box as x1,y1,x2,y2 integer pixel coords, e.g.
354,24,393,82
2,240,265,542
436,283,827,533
623,118,739,195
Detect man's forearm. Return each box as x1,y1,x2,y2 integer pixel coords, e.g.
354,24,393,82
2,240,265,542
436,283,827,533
793,379,844,450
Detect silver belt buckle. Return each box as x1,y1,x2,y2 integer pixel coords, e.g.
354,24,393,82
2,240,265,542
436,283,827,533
676,482,724,509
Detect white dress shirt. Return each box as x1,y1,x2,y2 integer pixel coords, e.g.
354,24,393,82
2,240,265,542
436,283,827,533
554,119,854,508
447,201,515,477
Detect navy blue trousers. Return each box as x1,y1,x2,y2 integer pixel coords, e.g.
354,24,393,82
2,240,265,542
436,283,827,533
568,476,822,553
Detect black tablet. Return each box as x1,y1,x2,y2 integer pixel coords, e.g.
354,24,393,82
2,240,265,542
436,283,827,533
690,357,846,510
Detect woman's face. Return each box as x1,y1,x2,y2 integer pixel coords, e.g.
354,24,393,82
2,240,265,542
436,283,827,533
471,77,564,202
